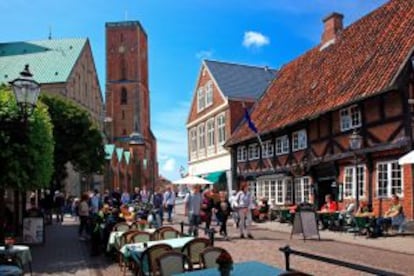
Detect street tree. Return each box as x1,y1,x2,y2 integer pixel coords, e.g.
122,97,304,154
0,86,54,240
40,94,105,190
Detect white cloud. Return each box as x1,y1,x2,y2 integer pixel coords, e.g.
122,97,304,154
196,50,214,60
161,158,176,172
242,31,270,48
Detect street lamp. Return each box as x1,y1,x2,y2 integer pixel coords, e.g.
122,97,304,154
9,64,40,119
349,129,362,209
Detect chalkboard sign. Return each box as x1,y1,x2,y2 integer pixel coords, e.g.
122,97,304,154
290,210,320,241
23,217,45,245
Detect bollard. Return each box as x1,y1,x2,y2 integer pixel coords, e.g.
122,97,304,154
208,229,215,246
180,221,184,235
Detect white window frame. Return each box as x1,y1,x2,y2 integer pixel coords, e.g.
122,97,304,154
205,81,213,108
343,165,366,199
292,130,307,151
248,143,260,160
197,87,205,112
262,140,274,158
237,146,247,162
376,161,403,198
294,177,311,203
198,123,205,157
275,135,289,155
206,119,215,155
216,113,226,147
190,127,197,160
340,105,361,131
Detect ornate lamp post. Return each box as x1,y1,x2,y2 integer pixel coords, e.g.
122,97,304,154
9,64,41,119
349,130,363,209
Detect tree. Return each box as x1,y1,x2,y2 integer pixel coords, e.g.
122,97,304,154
0,86,54,240
40,94,105,190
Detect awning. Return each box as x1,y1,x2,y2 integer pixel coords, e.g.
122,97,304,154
398,151,414,165
203,171,226,183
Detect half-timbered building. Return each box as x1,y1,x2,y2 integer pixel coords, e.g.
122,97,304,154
226,0,414,219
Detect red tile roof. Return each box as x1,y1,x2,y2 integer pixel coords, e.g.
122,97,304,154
228,0,414,146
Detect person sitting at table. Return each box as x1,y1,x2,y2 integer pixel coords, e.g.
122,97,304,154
338,200,356,226
375,194,405,235
318,194,338,230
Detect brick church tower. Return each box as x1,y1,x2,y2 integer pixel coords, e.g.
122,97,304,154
105,21,158,192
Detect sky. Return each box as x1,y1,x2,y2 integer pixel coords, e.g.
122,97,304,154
0,0,388,181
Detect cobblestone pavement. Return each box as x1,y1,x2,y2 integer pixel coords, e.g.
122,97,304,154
30,207,414,276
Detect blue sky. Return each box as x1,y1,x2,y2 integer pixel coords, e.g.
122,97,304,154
0,0,387,181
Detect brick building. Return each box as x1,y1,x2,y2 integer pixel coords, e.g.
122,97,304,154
105,21,158,192
187,60,276,191
0,38,104,195
226,0,414,219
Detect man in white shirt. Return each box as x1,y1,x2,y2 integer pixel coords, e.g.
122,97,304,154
163,186,176,222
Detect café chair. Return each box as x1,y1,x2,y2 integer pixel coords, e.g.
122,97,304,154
134,243,173,276
129,231,152,243
159,228,180,240
156,251,192,276
200,246,229,269
113,222,130,232
152,226,177,240
181,237,210,270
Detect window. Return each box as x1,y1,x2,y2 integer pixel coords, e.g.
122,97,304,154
292,130,307,151
340,105,361,131
197,87,205,112
217,114,226,145
248,143,259,160
237,146,247,161
295,177,311,203
262,140,274,158
205,81,213,107
198,124,205,157
207,119,215,154
343,165,365,199
377,161,402,198
190,128,197,159
276,135,289,155
121,87,127,105
256,177,292,205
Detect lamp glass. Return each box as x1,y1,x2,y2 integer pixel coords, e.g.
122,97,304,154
349,130,362,150
9,65,40,115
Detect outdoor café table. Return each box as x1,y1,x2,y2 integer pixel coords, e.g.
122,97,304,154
0,245,32,275
0,264,23,276
316,211,340,230
173,261,286,276
106,228,156,252
120,236,194,263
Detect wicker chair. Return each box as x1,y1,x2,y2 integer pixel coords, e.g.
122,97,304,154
156,251,192,276
118,230,140,272
152,226,177,240
129,231,152,243
159,228,180,240
200,246,229,269
181,237,210,269
113,222,131,232
134,243,173,276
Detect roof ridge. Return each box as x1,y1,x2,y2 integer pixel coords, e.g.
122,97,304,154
205,59,277,71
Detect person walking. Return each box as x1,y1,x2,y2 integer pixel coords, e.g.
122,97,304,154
234,182,254,239
214,191,232,240
163,186,176,223
78,193,90,241
184,185,202,236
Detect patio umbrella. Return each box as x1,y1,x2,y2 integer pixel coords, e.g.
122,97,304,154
172,175,213,185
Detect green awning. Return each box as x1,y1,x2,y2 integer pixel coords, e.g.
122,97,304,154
204,171,226,183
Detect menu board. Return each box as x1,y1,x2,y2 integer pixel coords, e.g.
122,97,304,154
23,217,45,244
291,210,320,241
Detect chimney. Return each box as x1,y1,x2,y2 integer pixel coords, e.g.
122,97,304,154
321,12,344,46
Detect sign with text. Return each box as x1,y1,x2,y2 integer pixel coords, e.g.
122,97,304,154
23,217,45,245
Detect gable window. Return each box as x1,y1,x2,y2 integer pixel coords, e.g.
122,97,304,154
190,128,197,160
343,165,365,199
121,87,127,105
197,87,205,112
205,81,213,107
340,105,361,131
292,130,307,151
295,177,311,203
237,146,247,162
198,123,205,157
217,114,226,146
207,119,215,154
276,135,289,155
377,161,402,198
262,140,274,158
248,143,259,160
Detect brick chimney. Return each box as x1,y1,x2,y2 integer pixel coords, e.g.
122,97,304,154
321,12,344,46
